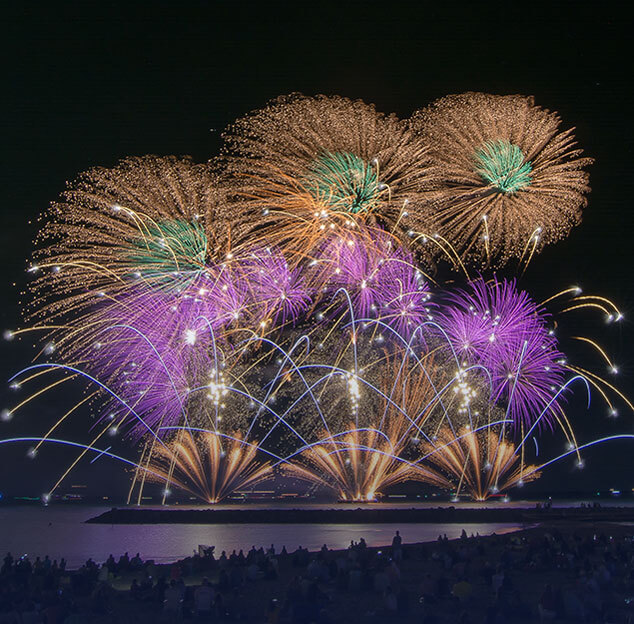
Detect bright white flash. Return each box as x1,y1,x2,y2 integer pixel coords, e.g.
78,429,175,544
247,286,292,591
184,329,197,345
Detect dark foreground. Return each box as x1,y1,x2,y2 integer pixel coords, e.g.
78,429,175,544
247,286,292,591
87,504,634,525
2,520,633,623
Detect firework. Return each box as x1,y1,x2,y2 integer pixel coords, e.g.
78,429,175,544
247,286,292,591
305,230,434,342
284,426,447,501
276,327,470,500
2,92,629,505
218,94,436,261
373,246,434,337
439,278,566,431
420,426,540,501
26,156,232,350
79,287,218,437
2,299,618,502
410,92,592,266
237,247,312,325
124,218,209,293
141,430,272,504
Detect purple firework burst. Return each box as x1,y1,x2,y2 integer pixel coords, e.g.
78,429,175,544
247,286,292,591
316,231,434,338
238,247,312,325
439,277,566,430
204,263,252,327
487,327,566,432
81,250,311,438
87,284,220,438
316,234,386,319
374,247,433,338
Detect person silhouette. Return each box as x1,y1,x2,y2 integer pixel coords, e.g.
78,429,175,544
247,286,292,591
392,530,403,561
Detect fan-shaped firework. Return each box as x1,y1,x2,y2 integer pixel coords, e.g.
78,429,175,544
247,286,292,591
410,92,592,266
141,430,272,504
219,94,436,261
421,426,540,501
285,426,448,502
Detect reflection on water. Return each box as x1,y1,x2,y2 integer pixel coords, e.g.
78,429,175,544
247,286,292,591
0,505,524,569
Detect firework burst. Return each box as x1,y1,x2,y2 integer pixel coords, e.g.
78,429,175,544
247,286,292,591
440,277,566,431
410,92,592,266
141,430,272,504
311,230,434,338
26,156,233,349
2,91,630,506
219,94,435,261
421,426,540,501
285,426,447,501
237,247,312,325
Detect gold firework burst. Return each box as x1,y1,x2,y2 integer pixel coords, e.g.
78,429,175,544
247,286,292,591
420,426,540,501
25,155,231,353
142,430,272,503
410,92,592,266
218,93,435,262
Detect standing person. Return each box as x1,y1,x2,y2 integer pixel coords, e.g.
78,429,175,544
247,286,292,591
265,598,281,623
194,577,215,617
392,530,403,562
164,579,182,617
384,586,398,613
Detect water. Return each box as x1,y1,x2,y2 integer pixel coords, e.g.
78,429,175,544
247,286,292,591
0,504,524,569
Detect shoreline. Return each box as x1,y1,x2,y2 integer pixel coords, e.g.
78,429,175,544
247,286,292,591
86,505,634,524
2,518,632,622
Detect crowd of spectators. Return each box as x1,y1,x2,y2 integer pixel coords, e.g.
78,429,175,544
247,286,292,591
0,525,633,623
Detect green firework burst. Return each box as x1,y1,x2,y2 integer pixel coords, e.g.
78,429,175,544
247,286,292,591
306,151,381,213
474,140,532,194
126,219,208,291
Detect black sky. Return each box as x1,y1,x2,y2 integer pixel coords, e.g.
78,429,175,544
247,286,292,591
1,2,632,497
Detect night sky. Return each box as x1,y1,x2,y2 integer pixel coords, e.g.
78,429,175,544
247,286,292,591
1,2,632,498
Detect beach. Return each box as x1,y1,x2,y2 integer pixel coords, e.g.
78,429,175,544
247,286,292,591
1,517,632,623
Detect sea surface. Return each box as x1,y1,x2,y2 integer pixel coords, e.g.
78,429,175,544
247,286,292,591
0,503,528,569
0,500,629,569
